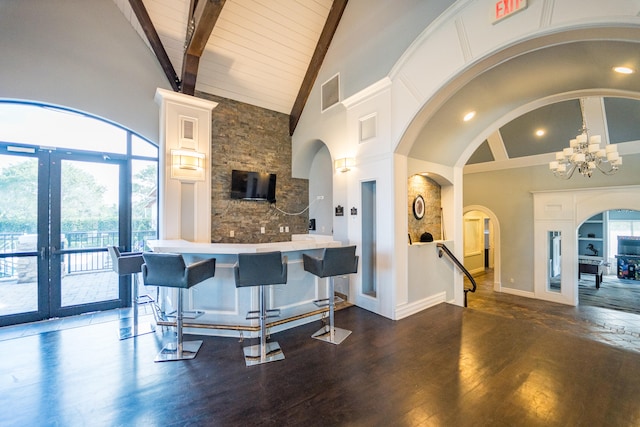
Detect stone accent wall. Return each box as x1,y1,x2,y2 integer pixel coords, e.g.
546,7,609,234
196,92,309,243
408,175,441,243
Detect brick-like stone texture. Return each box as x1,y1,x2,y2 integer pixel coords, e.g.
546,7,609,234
196,92,309,243
408,175,441,243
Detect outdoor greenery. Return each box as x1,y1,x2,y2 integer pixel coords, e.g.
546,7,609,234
0,157,156,234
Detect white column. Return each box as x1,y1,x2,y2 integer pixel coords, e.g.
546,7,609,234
155,88,218,242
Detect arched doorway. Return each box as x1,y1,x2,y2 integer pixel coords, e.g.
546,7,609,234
578,209,640,313
307,144,333,236
0,101,158,326
464,205,501,292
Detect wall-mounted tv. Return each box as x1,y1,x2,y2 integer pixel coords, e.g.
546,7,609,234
230,169,276,202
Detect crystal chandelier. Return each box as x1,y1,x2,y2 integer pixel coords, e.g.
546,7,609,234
549,99,622,178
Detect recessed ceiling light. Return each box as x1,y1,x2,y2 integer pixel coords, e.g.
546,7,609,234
613,66,635,74
463,111,476,122
535,129,545,137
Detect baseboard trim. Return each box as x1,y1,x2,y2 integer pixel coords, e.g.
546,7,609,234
500,287,535,299
395,292,447,320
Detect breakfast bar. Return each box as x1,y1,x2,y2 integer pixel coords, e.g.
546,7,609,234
147,235,343,337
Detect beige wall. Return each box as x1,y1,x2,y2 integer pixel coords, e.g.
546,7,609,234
463,210,487,275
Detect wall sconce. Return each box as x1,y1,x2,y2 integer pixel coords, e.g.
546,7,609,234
334,157,355,173
171,149,206,181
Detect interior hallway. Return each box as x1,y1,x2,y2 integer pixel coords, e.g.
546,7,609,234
1,275,640,426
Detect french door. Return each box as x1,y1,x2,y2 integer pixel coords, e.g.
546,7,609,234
0,145,129,326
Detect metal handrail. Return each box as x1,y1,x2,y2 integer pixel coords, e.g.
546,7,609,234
436,242,477,307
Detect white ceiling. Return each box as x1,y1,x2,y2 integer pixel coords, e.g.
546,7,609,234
114,0,332,114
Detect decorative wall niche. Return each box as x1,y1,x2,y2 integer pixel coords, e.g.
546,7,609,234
360,113,377,142
407,174,441,244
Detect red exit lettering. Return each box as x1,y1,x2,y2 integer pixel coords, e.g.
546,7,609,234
495,0,527,22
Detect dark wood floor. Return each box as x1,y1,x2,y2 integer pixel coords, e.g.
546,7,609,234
2,284,640,426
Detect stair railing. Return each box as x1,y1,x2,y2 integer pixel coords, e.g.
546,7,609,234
436,242,476,307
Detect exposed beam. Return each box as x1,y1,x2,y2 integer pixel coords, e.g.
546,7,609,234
181,0,226,96
289,0,348,135
128,0,180,92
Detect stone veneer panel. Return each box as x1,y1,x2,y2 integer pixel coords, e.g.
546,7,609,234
408,174,441,243
196,92,309,243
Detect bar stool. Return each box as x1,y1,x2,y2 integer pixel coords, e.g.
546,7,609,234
142,253,216,362
234,251,287,366
107,246,155,340
303,245,358,345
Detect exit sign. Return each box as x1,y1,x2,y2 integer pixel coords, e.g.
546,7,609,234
494,0,527,23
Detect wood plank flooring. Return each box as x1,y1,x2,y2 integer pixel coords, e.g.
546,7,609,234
2,297,640,426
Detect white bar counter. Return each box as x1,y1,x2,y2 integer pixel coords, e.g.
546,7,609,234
146,235,342,337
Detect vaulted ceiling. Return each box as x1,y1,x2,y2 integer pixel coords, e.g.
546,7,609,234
114,0,346,135
114,0,640,171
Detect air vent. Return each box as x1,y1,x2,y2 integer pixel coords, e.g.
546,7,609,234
321,74,340,112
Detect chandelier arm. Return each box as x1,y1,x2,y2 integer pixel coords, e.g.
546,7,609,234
595,162,619,175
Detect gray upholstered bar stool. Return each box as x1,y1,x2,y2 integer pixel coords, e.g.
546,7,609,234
234,251,287,366
107,246,155,340
303,245,358,345
142,253,216,362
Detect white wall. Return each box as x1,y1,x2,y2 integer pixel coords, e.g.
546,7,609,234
0,0,171,142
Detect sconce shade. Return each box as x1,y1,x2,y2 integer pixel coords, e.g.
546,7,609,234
334,157,354,172
172,149,205,170
171,149,206,181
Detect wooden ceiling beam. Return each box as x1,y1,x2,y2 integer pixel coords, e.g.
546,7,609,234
289,0,348,135
181,0,226,95
128,0,180,92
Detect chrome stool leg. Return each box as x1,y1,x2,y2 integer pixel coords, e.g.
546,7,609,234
119,272,156,340
155,288,203,362
242,285,284,366
312,276,351,345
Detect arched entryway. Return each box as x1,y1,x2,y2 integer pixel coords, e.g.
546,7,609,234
578,208,640,313
464,205,501,292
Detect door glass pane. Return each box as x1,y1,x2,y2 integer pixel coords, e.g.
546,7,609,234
132,160,157,252
60,160,119,306
0,154,39,316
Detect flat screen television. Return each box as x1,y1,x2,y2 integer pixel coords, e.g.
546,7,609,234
230,169,276,202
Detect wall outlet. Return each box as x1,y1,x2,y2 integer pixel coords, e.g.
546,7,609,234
279,226,284,233
260,226,265,234
317,195,324,200
285,226,289,232
229,230,234,237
